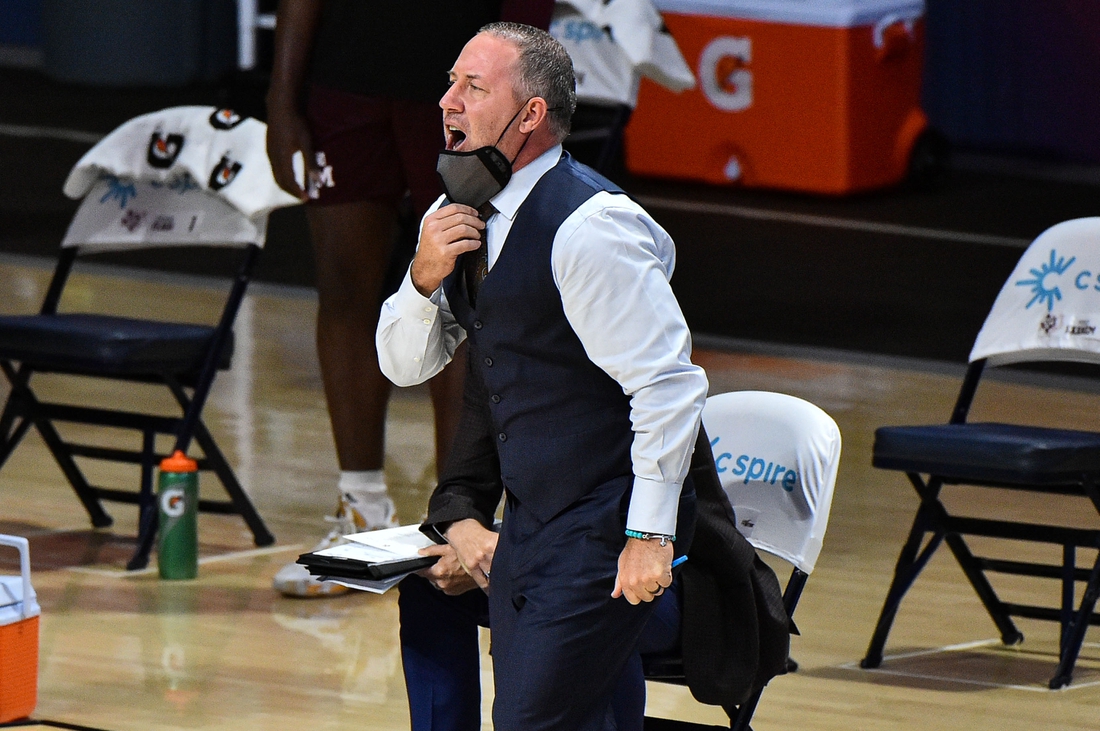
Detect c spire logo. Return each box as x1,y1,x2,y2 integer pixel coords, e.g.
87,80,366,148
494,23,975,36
1016,249,1076,311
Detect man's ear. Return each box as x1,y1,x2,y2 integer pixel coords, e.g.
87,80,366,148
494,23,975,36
519,97,549,134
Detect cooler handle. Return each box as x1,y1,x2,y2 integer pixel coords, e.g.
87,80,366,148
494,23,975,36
0,535,40,620
872,12,921,50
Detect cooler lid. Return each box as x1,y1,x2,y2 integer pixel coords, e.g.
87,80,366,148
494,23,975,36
655,0,924,27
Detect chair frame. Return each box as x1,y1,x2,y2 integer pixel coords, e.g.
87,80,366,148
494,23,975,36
643,564,808,731
861,358,1100,689
564,102,633,177
0,243,274,570
644,390,839,730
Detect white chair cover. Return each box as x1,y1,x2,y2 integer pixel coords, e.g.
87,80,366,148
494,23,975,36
970,217,1100,367
62,177,267,252
551,0,695,108
62,106,299,220
702,391,841,574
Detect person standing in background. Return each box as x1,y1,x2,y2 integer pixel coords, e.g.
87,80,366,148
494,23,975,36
265,1,553,598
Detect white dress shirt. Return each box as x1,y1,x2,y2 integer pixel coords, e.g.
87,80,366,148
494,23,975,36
377,145,708,535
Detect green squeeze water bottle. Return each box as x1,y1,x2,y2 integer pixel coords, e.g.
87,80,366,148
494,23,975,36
157,450,199,580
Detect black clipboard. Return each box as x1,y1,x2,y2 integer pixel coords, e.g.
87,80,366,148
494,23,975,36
296,552,438,580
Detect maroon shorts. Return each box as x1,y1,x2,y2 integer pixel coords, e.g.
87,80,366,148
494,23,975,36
304,85,445,217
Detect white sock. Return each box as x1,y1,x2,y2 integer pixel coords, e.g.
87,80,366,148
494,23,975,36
338,471,389,509
337,471,396,529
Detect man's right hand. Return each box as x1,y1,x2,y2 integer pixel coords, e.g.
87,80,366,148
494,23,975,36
265,105,316,201
410,204,485,297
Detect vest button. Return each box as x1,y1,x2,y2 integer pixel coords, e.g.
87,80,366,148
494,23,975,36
473,320,483,330
498,432,507,442
484,357,493,367
490,394,501,404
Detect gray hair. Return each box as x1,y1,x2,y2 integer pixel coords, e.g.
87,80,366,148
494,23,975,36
479,22,576,142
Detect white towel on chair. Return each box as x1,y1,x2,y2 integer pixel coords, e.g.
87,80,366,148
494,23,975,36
552,0,695,108
63,106,301,220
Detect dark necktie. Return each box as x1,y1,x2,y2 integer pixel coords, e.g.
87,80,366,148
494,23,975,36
464,202,497,306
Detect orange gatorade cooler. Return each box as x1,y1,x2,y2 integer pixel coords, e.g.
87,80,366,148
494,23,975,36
624,0,929,194
0,536,39,723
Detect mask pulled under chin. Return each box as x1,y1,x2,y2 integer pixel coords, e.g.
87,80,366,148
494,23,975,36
436,145,512,209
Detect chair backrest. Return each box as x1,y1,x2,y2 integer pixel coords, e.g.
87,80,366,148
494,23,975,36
63,105,299,223
550,0,695,109
970,217,1100,368
702,391,841,574
61,176,268,253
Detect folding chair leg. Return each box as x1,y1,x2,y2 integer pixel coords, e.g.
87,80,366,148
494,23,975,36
862,502,945,668
191,420,274,546
1049,551,1100,689
33,415,113,528
730,689,764,731
0,413,32,469
127,430,160,571
0,366,35,468
942,531,1023,646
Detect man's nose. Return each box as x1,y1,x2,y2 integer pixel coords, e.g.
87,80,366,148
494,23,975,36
440,85,462,113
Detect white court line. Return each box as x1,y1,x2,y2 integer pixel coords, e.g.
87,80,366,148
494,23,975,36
635,195,1033,249
66,543,303,579
837,639,1100,692
0,121,105,145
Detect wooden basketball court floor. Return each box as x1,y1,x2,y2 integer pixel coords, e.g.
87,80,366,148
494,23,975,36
1,254,1098,731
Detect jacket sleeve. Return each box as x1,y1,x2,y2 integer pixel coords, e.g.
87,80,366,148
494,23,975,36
680,426,791,708
419,363,504,543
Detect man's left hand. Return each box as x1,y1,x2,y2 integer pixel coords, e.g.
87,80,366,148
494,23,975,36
444,518,498,592
612,537,674,605
417,543,480,596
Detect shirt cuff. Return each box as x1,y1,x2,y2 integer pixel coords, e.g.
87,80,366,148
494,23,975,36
393,267,441,316
625,476,682,536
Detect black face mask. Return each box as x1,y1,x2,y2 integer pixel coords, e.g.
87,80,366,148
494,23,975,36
436,101,532,208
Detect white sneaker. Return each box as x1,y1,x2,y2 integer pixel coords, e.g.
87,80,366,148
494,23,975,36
273,494,399,598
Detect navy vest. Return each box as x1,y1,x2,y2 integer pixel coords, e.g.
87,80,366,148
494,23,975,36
443,153,634,523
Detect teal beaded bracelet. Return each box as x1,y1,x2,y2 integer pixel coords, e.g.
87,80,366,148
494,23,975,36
625,529,676,546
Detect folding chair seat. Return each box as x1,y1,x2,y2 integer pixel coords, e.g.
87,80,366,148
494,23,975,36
643,390,841,730
0,106,300,570
862,217,1100,689
0,314,232,377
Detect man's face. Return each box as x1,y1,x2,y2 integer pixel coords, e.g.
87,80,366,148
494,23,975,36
440,33,524,155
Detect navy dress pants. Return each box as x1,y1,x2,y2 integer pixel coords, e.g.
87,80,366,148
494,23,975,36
399,573,489,731
400,479,693,731
399,573,682,731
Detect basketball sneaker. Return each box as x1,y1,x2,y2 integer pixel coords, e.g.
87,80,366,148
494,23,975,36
273,492,399,598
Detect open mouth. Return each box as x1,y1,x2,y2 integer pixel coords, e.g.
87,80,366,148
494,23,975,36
445,125,468,151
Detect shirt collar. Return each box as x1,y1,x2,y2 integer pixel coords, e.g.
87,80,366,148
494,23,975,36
490,144,563,221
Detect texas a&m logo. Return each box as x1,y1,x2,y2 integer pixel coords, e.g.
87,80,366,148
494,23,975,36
147,132,184,168
209,108,244,130
208,155,243,190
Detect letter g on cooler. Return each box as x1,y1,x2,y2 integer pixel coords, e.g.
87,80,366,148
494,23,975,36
699,36,753,112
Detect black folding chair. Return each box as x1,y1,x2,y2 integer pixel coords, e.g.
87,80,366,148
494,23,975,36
564,101,633,177
862,217,1100,689
0,108,295,570
644,391,841,730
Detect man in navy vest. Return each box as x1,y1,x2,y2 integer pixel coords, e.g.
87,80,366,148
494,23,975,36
378,22,708,730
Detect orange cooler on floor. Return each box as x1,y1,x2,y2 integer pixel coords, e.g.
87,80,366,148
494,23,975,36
0,536,39,724
624,0,928,194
